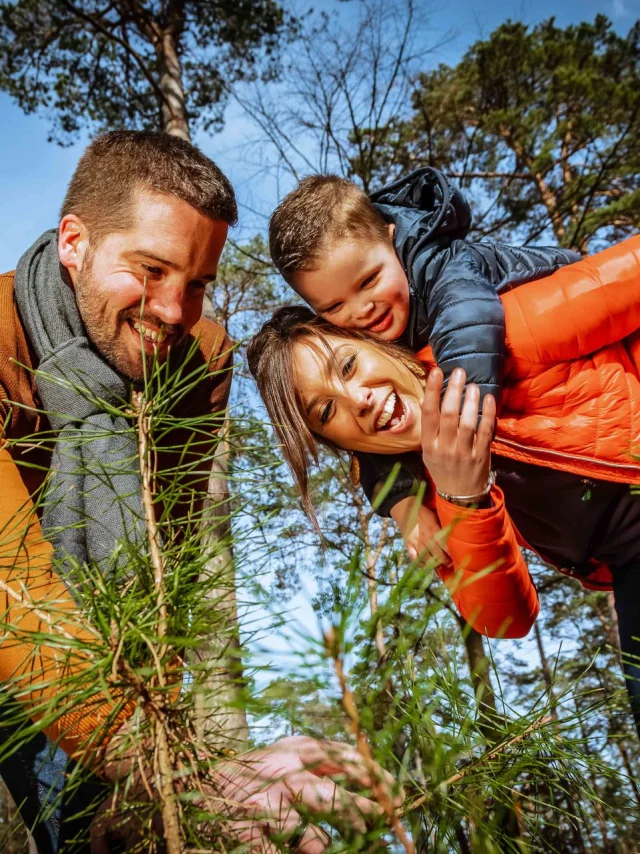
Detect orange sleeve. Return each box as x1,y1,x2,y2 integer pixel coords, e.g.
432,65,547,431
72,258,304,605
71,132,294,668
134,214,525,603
0,446,131,759
503,235,640,367
435,486,539,639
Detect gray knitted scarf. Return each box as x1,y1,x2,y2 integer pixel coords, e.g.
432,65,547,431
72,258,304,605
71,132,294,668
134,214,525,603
14,229,145,580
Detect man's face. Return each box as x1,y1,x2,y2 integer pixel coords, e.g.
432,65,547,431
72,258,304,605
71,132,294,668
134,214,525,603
293,233,410,342
60,189,228,379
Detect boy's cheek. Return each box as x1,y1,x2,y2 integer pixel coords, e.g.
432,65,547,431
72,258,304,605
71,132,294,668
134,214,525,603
319,310,348,328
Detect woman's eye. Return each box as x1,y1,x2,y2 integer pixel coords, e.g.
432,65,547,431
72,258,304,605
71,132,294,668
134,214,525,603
320,401,334,425
342,354,356,377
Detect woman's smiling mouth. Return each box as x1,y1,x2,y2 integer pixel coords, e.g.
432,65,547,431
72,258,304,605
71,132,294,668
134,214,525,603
375,390,407,431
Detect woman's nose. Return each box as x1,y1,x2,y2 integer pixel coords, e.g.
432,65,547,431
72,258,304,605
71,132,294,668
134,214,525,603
350,385,373,416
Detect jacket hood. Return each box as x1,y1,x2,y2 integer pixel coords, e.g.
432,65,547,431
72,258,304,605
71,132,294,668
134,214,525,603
370,167,472,271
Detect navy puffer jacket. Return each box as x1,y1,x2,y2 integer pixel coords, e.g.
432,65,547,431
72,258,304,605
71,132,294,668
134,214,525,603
359,167,580,516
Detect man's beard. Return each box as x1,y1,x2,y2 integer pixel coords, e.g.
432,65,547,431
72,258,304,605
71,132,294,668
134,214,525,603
74,258,181,380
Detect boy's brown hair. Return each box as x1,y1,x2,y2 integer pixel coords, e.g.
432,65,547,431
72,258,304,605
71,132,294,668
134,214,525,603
61,130,238,243
268,175,391,286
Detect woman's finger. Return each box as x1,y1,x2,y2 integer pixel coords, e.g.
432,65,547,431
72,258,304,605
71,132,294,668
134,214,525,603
458,383,480,451
438,368,466,444
421,368,443,448
476,393,496,456
424,538,452,567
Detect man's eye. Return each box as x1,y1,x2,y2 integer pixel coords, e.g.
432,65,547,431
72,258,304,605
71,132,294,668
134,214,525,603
342,354,356,377
320,401,334,424
142,264,162,277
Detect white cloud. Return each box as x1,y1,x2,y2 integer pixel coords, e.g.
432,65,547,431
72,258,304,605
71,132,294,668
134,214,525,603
613,0,628,16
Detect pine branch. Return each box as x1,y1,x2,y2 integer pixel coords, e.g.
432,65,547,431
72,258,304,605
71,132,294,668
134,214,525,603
323,626,414,854
399,713,553,816
133,389,182,854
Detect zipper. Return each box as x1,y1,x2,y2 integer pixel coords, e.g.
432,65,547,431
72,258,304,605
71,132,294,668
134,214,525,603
492,435,640,474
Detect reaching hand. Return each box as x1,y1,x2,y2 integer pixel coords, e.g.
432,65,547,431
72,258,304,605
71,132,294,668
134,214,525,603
209,735,402,852
91,734,403,853
420,367,495,498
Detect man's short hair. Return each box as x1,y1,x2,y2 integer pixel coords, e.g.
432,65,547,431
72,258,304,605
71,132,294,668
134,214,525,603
268,175,390,286
61,130,238,242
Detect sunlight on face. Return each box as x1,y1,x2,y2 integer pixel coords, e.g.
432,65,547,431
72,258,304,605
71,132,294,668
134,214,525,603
292,334,424,455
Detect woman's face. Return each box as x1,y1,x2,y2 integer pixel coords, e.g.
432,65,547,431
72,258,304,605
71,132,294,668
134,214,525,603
292,334,425,454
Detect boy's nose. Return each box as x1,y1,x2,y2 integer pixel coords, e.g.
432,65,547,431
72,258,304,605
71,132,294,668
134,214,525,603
353,299,375,321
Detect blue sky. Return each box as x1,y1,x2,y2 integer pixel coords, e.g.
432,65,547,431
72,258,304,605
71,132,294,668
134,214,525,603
0,0,637,271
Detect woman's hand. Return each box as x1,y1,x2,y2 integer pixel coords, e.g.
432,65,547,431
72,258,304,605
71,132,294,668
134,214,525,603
390,498,450,566
421,367,495,498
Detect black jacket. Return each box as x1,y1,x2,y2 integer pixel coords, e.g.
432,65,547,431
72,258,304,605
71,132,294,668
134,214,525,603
359,167,580,516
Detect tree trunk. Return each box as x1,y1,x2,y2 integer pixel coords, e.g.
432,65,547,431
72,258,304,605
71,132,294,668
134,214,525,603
457,619,524,842
158,78,248,747
576,715,610,850
457,618,499,740
156,30,190,140
193,420,249,749
534,622,558,720
605,591,622,664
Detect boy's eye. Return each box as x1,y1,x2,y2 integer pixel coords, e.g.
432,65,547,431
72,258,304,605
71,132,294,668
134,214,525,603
360,271,377,289
342,354,356,377
325,302,342,314
320,400,334,424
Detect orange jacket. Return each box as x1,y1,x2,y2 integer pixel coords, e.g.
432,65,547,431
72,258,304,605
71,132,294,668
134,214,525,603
418,235,640,639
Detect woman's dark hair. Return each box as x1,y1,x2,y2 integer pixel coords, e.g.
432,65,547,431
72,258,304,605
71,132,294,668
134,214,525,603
246,306,423,521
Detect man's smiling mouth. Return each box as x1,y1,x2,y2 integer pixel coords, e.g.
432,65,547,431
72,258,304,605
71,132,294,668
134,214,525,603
375,390,406,431
129,319,169,346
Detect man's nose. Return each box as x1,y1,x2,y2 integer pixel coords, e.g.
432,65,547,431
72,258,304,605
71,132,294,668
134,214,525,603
147,284,186,327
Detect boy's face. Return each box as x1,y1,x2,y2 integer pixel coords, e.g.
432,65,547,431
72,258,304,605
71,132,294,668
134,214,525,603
294,231,410,341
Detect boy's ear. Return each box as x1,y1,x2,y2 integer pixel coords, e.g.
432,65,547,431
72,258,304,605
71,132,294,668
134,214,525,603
388,222,395,240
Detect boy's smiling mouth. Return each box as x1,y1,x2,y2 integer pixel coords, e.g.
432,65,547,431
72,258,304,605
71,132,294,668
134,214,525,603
367,308,393,334
374,390,407,431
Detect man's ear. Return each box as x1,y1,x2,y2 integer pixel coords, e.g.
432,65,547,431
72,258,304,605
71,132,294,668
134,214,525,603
387,222,395,240
58,215,90,286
